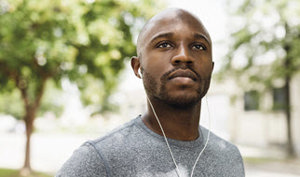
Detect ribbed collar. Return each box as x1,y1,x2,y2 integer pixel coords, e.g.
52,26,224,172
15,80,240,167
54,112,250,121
134,115,208,149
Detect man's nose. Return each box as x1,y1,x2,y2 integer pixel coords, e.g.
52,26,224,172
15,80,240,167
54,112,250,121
171,43,193,65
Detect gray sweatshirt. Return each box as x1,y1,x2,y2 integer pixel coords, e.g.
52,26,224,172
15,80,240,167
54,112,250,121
56,116,245,177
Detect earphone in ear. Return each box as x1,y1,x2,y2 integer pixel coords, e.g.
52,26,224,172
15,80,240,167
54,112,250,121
138,68,142,78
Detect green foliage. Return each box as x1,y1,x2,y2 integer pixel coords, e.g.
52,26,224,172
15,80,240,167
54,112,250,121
0,0,165,170
0,0,164,115
0,89,24,119
37,80,64,117
219,0,300,90
0,80,64,119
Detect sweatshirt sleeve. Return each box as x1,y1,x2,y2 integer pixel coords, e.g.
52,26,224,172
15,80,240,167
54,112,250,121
55,142,109,177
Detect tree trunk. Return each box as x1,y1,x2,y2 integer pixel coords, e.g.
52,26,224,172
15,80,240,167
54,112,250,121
284,76,295,157
18,78,47,174
283,33,295,157
23,107,35,172
283,40,295,157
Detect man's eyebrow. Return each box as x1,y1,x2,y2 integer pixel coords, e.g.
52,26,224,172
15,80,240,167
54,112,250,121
150,32,174,44
149,32,211,45
194,33,211,45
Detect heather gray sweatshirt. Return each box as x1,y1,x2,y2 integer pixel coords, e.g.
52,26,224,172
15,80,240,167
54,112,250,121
56,116,245,177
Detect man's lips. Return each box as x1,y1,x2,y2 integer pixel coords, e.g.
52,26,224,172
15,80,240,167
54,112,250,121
168,69,197,81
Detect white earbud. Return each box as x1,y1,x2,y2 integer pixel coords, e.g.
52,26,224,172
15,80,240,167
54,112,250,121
138,68,142,78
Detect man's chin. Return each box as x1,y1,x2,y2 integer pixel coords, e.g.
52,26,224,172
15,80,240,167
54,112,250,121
160,94,201,109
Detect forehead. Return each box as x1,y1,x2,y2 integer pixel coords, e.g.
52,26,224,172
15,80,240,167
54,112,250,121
141,10,211,44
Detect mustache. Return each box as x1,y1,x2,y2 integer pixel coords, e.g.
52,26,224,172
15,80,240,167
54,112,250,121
161,66,201,81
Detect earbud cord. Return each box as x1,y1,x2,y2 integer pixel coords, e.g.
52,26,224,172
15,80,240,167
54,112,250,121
146,96,211,177
191,96,211,177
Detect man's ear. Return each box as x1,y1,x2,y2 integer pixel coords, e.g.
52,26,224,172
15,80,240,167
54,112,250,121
131,56,142,79
212,61,215,72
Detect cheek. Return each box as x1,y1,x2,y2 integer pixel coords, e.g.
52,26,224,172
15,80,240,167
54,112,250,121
194,61,213,76
142,53,171,78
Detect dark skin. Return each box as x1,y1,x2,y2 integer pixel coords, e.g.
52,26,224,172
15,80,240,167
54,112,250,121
131,9,214,141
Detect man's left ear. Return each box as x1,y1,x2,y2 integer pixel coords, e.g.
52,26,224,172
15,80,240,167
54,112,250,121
212,62,215,71
131,56,142,79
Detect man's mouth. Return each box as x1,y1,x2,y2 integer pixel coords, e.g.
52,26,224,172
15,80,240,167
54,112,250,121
168,69,197,81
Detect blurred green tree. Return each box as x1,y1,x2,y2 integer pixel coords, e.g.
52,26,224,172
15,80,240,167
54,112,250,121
0,0,163,173
220,0,300,156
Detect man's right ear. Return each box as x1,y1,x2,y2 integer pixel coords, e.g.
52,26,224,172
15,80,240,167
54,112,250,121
131,56,142,79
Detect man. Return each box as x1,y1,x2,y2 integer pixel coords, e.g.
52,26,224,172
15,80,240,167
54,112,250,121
56,8,245,177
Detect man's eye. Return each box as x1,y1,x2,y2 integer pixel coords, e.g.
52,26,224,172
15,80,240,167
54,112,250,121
157,42,172,48
193,44,206,50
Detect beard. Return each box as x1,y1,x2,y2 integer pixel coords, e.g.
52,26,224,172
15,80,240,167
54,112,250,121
142,67,211,108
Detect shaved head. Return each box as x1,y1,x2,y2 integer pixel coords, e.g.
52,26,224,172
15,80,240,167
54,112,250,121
136,8,211,58
131,8,214,107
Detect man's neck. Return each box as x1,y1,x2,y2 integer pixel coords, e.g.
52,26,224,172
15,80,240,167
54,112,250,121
142,98,201,141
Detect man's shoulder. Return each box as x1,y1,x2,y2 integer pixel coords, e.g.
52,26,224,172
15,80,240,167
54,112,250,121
56,117,143,177
201,127,239,151
87,116,145,152
200,126,243,160
93,117,138,142
200,127,245,175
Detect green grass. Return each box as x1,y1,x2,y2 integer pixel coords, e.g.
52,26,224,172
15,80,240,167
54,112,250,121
0,168,52,177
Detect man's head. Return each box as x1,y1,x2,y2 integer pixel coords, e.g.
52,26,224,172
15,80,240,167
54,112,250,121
131,8,214,108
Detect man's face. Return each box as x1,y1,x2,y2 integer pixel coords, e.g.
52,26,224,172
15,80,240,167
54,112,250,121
138,11,213,107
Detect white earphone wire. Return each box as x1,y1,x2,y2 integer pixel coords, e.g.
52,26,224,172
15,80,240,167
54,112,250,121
190,96,211,177
146,96,211,177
